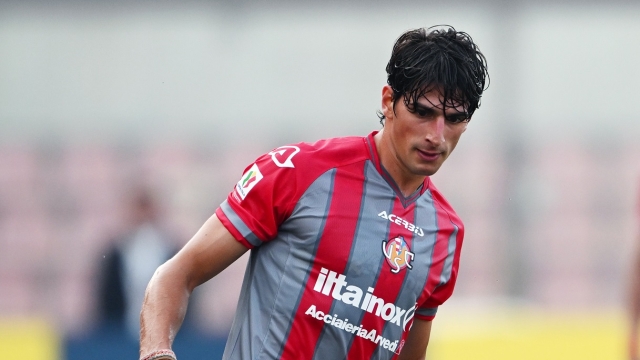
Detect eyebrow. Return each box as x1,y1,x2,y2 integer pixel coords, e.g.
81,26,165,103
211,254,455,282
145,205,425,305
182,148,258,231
414,102,469,120
446,111,470,121
413,103,437,113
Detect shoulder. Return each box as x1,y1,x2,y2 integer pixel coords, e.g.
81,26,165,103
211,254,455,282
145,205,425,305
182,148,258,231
231,135,369,204
250,135,369,180
225,135,371,240
427,181,464,228
273,135,369,170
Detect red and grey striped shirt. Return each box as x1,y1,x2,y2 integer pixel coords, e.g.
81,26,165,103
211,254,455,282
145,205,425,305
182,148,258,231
215,131,463,360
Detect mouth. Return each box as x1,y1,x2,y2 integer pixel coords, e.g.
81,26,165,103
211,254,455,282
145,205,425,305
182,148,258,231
416,149,441,162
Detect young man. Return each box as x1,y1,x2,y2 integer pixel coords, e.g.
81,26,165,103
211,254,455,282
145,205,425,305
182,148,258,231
140,25,489,360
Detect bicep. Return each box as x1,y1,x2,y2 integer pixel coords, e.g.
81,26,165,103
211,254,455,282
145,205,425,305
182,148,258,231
397,319,432,360
169,213,249,291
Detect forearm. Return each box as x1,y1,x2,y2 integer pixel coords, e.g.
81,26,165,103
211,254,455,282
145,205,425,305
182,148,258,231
629,235,640,360
397,319,431,360
140,260,192,355
630,236,640,330
631,278,640,332
139,214,249,357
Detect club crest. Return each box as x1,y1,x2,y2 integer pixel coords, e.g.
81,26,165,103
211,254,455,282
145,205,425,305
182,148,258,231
382,236,415,273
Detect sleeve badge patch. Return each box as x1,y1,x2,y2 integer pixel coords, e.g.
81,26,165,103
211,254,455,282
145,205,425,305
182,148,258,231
235,163,264,200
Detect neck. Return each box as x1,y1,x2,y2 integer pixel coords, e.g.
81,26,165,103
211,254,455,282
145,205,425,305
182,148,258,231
373,130,426,197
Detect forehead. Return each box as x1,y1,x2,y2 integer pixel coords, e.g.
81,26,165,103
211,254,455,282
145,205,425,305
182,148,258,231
415,90,466,113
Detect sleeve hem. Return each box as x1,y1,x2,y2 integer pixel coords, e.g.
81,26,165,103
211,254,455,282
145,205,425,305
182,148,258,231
414,314,436,321
215,207,254,249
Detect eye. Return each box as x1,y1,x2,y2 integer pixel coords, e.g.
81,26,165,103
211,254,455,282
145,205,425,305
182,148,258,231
446,113,470,124
414,106,434,118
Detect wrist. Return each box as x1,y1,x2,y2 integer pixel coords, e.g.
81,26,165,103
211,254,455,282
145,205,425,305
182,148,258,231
140,349,177,360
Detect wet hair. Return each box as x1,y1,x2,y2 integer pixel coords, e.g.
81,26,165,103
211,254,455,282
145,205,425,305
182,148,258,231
378,25,489,124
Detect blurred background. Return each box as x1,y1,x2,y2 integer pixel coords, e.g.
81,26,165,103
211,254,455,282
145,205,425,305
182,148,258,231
1,0,639,359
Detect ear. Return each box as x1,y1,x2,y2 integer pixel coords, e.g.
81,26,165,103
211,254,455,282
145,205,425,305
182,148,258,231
381,85,395,121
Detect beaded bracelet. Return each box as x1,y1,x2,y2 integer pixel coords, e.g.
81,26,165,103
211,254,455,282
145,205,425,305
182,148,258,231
140,349,177,360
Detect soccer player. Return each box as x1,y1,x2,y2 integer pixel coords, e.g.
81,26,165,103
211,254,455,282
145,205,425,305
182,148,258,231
139,25,489,360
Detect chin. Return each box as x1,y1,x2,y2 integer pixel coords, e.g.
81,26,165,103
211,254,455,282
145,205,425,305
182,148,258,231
413,167,439,177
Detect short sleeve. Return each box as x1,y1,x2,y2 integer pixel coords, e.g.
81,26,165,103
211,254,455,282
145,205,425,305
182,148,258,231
216,147,301,248
414,267,459,321
414,213,464,322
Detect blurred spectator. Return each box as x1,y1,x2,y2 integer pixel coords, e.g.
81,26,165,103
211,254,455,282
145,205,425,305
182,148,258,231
96,187,177,339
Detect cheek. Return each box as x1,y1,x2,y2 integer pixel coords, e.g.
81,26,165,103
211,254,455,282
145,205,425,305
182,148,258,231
445,128,466,149
392,118,415,142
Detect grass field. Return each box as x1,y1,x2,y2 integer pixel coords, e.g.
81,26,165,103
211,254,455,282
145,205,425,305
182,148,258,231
428,306,625,360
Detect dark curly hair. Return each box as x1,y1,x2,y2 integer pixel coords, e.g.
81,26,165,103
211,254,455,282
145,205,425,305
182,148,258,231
379,25,489,123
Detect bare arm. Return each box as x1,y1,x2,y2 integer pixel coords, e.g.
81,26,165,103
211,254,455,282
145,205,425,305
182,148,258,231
397,319,432,360
139,214,248,355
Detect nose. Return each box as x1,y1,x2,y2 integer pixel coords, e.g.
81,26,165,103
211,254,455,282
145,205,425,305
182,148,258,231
425,115,446,146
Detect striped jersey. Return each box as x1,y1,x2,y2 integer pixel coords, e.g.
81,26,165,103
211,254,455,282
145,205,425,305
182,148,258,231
215,131,464,360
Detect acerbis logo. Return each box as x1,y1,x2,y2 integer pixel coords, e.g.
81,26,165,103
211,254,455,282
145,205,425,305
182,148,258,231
377,211,424,237
234,163,263,200
382,236,414,274
268,146,300,168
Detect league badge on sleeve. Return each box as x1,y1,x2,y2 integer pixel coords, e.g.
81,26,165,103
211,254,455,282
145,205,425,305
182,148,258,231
235,163,263,200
